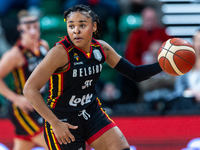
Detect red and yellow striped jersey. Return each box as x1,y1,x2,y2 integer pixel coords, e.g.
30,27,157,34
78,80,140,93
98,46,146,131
47,36,106,112
12,39,48,94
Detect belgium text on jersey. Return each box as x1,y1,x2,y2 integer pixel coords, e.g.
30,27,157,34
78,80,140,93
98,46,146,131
72,64,103,77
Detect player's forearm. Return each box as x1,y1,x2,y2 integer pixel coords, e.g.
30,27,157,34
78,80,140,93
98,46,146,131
23,87,60,125
0,79,19,103
114,57,162,82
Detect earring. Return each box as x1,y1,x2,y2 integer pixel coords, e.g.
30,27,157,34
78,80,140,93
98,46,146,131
64,18,66,22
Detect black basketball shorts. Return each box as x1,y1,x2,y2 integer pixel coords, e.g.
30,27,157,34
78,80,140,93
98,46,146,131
44,98,116,150
8,103,44,141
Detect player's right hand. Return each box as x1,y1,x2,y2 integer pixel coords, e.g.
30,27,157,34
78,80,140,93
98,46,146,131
51,121,78,145
14,95,34,114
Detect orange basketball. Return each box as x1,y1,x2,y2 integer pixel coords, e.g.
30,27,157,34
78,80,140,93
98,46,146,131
158,38,196,76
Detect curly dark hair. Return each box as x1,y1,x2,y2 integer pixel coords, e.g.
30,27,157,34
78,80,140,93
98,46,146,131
63,4,102,38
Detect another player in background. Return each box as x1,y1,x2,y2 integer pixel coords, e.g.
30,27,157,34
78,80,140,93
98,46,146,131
0,10,48,150
23,4,164,150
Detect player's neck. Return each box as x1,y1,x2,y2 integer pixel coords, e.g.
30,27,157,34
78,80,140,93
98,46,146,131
21,39,38,51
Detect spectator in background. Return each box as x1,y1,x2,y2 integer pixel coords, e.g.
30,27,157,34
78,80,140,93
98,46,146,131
99,81,121,110
139,40,175,112
119,7,171,104
165,30,200,111
124,6,171,66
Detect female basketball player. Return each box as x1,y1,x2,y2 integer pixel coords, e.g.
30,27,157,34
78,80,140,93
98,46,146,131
23,4,163,150
0,10,48,150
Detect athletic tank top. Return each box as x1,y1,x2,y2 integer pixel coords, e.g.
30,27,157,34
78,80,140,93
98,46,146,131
47,36,106,112
12,39,48,94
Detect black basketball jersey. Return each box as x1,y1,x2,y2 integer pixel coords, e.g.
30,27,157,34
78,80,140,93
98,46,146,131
12,39,48,94
47,36,106,112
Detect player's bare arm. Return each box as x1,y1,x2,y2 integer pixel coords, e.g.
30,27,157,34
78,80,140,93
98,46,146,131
0,47,34,113
24,44,69,104
98,40,121,68
23,44,78,145
0,47,25,77
0,47,25,99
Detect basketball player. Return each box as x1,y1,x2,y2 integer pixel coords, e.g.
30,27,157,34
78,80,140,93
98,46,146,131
0,10,48,150
23,4,163,150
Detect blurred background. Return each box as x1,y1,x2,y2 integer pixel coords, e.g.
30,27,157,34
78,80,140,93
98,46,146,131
0,0,200,150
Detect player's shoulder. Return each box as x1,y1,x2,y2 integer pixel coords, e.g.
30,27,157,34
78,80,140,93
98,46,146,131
53,36,72,48
8,46,21,55
40,39,49,50
96,39,115,58
2,46,22,61
46,43,69,68
50,43,67,56
97,39,110,47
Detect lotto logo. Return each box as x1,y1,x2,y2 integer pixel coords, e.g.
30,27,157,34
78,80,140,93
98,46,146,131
69,94,93,107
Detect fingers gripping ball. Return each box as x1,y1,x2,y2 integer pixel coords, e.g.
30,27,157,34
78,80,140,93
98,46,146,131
158,38,196,76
